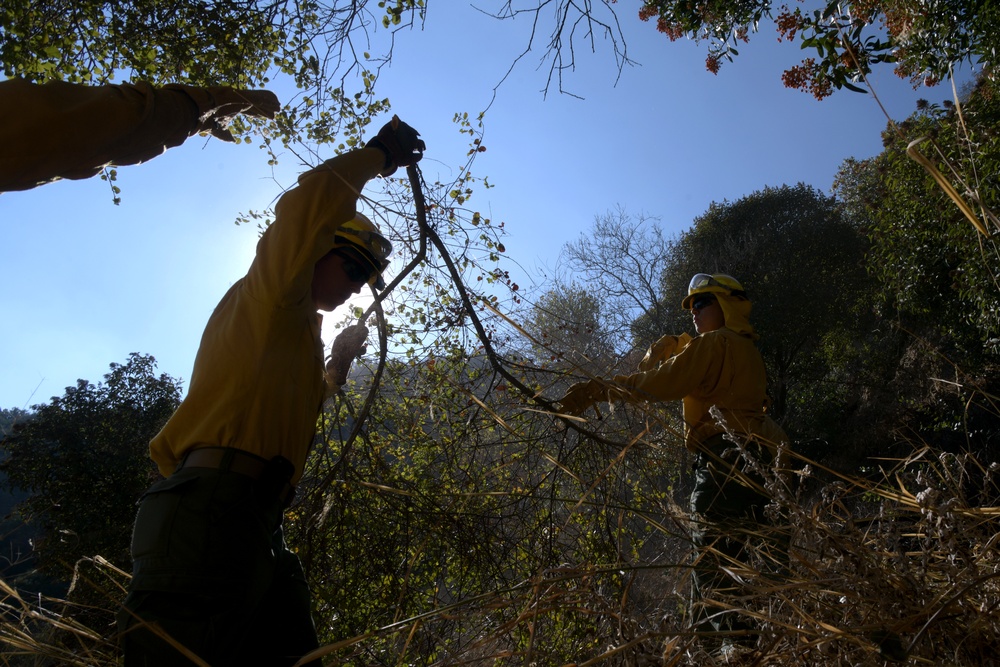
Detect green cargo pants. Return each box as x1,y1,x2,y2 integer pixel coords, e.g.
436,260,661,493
117,465,319,667
688,433,784,637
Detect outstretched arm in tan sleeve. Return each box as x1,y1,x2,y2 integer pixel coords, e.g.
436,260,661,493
0,78,279,192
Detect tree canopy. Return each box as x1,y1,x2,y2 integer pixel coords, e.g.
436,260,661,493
526,283,613,376
638,0,998,97
559,208,671,355
831,77,1000,464
1,353,181,576
835,80,1000,353
1,0,427,151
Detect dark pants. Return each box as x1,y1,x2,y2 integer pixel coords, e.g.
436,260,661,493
688,434,785,637
117,466,319,667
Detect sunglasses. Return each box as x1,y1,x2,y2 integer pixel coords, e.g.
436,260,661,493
336,252,374,284
690,295,717,311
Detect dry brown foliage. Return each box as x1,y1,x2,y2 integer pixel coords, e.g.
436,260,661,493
2,441,998,666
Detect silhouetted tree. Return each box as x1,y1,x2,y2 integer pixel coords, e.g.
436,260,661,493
1,353,181,576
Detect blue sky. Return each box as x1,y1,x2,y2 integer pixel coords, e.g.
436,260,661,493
0,5,972,409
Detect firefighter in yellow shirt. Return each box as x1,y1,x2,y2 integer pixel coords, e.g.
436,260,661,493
117,117,424,667
557,273,789,640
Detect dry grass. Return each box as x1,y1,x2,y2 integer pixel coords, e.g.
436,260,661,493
2,443,998,666
0,557,125,666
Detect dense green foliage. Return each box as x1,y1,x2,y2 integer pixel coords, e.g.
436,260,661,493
832,77,1000,464
0,0,425,88
0,408,35,587
0,0,426,152
638,0,999,97
1,0,279,84
284,353,689,662
3,3,1000,665
0,408,29,437
836,83,1000,353
0,354,180,578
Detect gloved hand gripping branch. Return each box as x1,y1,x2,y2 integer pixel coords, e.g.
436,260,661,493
365,115,426,176
556,379,626,417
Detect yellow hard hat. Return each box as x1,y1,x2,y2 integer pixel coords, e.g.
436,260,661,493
332,213,393,290
681,273,746,310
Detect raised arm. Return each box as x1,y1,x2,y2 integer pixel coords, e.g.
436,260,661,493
0,78,279,192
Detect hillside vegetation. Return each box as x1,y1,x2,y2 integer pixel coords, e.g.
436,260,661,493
3,77,999,665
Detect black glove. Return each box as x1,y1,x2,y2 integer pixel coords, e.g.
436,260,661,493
365,115,425,176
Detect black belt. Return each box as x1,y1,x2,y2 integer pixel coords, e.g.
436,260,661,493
179,447,296,507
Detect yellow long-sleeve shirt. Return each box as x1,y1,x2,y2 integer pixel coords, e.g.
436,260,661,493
614,324,787,452
149,148,385,483
0,78,210,191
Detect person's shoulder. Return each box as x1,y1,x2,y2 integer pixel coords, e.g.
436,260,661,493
716,327,754,340
691,328,749,349
681,330,727,352
694,329,732,341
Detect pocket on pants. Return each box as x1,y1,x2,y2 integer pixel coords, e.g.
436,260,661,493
131,474,202,562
